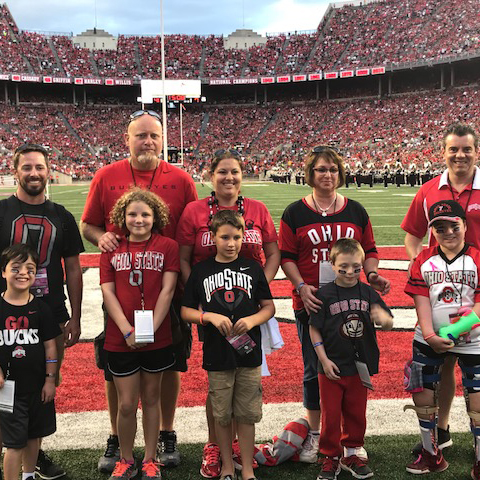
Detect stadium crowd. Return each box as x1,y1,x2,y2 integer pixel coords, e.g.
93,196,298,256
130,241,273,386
0,85,479,180
0,0,478,80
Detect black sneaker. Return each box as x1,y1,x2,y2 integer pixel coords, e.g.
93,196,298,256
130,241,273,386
411,426,453,456
36,450,66,479
157,430,180,467
98,434,121,473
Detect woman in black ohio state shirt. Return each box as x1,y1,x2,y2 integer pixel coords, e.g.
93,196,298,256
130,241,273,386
278,146,390,442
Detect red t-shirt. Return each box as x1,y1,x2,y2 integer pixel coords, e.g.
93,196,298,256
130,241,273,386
82,159,198,239
176,197,278,266
279,197,378,310
401,168,480,248
100,234,180,352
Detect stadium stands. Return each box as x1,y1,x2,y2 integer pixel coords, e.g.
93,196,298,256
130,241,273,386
1,0,478,78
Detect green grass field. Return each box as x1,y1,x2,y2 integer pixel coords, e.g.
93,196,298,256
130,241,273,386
44,433,476,479
0,182,421,253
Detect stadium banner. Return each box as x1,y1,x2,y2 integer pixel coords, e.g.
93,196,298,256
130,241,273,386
209,78,233,85
115,78,133,86
260,77,275,84
13,75,41,82
293,74,307,82
84,78,103,85
340,70,354,78
277,75,291,83
372,66,386,75
43,77,71,84
325,72,338,80
105,79,114,86
308,73,322,81
232,78,258,85
74,78,84,85
0,74,9,81
356,68,370,76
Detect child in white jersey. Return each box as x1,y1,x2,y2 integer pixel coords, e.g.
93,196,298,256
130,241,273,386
405,200,480,478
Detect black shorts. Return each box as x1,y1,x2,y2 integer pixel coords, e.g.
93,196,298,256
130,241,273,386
107,345,175,377
0,391,56,448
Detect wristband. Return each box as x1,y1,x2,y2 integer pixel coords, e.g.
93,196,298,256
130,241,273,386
124,327,135,339
200,312,205,326
423,333,436,341
45,373,56,378
366,271,377,282
312,341,323,348
46,359,58,364
296,282,306,294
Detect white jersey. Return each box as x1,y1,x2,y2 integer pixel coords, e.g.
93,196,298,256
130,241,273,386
406,245,480,353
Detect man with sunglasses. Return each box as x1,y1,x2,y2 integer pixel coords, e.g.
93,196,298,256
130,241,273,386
81,110,197,474
402,122,480,458
0,143,84,480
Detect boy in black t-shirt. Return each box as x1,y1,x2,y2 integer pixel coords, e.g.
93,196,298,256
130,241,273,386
0,244,60,480
181,211,275,480
309,238,393,480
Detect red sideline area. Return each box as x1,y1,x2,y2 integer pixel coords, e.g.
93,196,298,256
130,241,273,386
79,246,409,268
81,247,411,306
56,326,464,414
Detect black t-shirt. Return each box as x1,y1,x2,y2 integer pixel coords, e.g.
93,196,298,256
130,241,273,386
182,256,273,371
309,281,391,376
0,196,85,322
0,296,61,393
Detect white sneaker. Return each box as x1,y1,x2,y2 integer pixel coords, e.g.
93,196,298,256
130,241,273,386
299,431,319,463
343,446,368,461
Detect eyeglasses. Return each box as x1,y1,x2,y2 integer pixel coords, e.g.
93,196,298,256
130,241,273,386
213,148,240,158
312,145,340,154
129,110,162,123
14,143,49,156
313,167,339,175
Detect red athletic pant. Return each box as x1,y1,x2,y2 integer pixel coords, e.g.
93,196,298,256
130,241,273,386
319,373,368,457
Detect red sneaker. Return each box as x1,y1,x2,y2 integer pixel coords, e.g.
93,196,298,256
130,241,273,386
406,448,449,474
232,439,259,471
200,443,221,478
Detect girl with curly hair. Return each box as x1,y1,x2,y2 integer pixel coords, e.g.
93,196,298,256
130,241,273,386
100,187,180,480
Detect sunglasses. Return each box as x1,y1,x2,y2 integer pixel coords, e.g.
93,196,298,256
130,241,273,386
129,110,162,123
312,145,340,154
14,143,49,156
214,148,241,158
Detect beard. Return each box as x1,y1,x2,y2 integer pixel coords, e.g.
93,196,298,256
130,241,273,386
19,177,47,196
136,151,159,166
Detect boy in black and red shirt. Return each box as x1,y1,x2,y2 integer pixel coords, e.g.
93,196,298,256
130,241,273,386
309,238,392,480
182,210,275,480
0,243,60,480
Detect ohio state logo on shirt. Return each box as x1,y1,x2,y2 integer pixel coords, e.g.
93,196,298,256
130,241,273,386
12,345,26,358
341,313,364,339
11,214,56,266
203,268,253,302
438,286,460,304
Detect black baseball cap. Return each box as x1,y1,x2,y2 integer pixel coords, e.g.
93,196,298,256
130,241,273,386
428,200,466,227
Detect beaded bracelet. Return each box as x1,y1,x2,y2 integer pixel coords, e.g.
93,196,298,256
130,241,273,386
124,327,135,339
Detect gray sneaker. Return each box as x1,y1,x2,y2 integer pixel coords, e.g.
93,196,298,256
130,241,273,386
98,434,120,473
157,430,180,467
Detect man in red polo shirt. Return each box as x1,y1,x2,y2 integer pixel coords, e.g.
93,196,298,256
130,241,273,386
401,122,480,456
81,110,197,473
